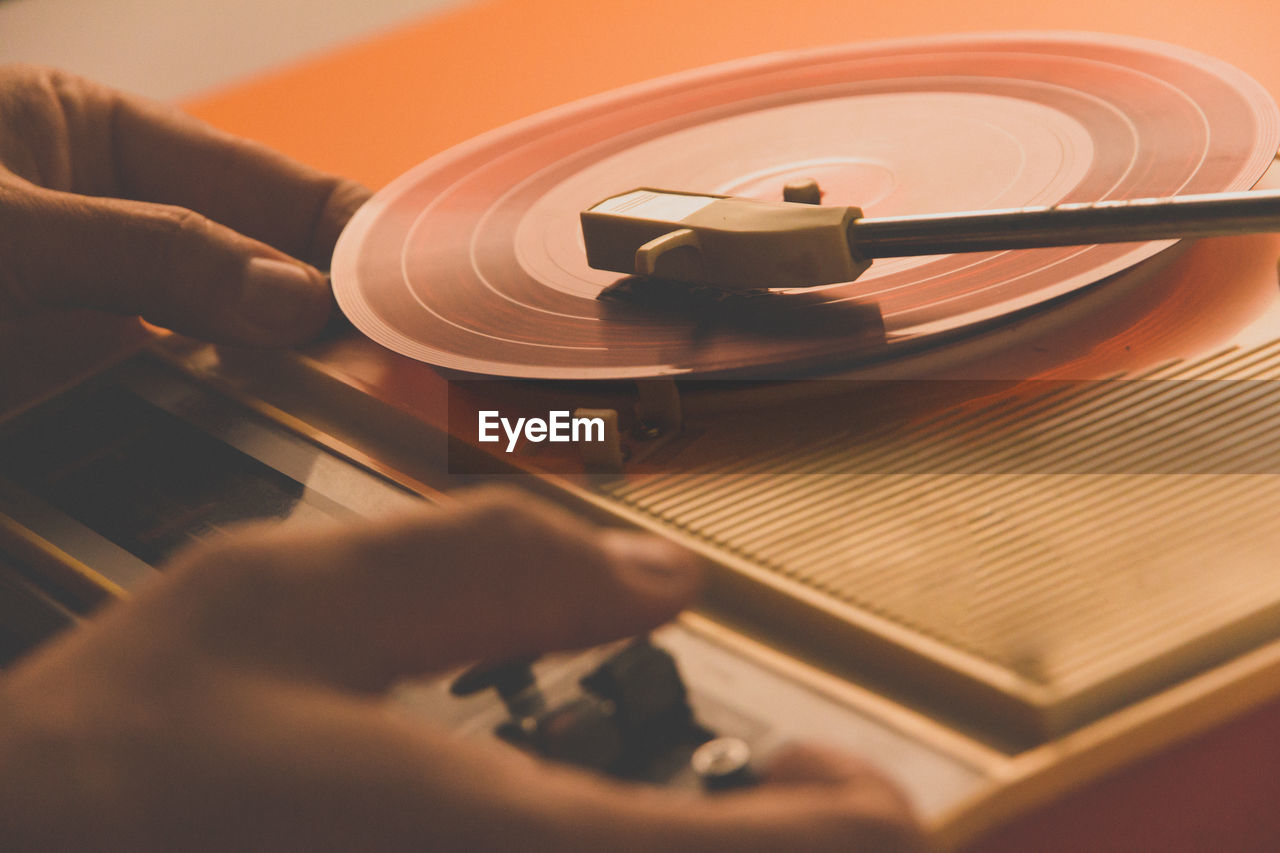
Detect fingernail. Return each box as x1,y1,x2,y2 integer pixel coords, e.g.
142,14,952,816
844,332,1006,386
240,257,323,332
604,532,704,589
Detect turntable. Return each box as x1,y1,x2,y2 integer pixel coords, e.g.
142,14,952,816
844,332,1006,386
5,20,1280,853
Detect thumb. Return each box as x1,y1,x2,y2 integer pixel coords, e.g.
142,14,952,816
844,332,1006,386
153,488,705,690
0,186,331,345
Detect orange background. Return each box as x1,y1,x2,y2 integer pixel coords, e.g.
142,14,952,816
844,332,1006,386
182,2,1280,850
185,0,1280,191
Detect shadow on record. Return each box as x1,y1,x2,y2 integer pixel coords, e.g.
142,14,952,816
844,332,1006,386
596,275,887,349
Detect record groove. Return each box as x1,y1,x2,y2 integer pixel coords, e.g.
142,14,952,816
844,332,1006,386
332,33,1279,379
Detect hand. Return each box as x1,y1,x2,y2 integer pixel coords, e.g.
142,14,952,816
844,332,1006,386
0,490,926,851
0,65,370,345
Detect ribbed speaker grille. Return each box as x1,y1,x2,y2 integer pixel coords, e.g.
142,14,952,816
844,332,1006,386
600,340,1280,723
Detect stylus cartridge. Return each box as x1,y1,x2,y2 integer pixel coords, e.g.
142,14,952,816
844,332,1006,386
581,188,871,290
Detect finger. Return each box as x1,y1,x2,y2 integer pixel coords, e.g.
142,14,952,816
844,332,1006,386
762,742,920,823
156,488,705,688
111,89,371,269
0,186,331,344
12,66,369,269
216,700,928,853
535,740,928,853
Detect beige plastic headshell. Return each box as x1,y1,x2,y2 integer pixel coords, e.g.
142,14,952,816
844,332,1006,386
580,188,871,290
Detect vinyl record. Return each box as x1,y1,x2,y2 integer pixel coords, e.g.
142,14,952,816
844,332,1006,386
331,32,1279,379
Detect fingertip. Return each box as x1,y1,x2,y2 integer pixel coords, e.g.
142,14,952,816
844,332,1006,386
311,180,373,268
760,742,923,836
600,531,705,608
763,742,892,787
236,256,332,344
